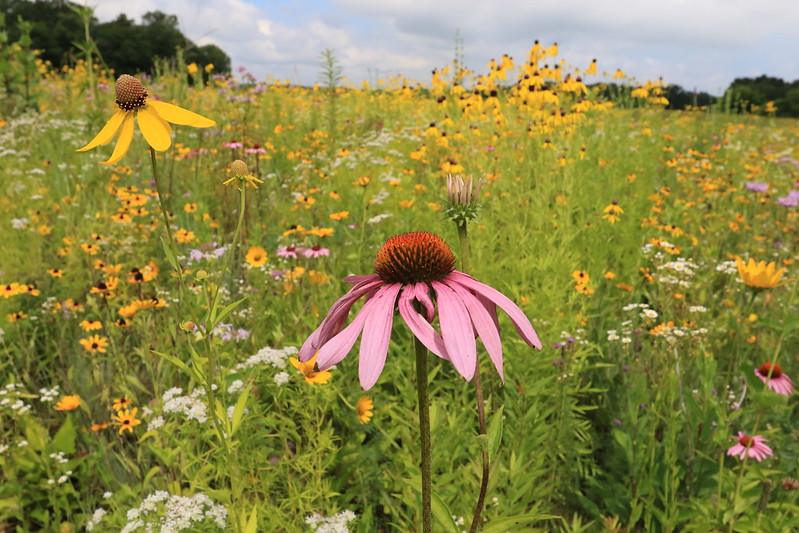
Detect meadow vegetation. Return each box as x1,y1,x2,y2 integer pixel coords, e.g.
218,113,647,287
0,39,798,532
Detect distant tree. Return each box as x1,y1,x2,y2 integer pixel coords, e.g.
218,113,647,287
664,84,715,110
0,0,83,66
726,75,788,112
185,43,231,73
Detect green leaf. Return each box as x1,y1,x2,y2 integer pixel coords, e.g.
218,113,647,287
482,513,560,533
401,478,459,533
231,382,251,436
159,235,180,271
209,297,247,329
52,415,76,454
243,505,258,533
24,419,49,451
487,405,504,462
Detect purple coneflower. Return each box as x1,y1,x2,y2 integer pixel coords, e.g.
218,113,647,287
245,143,267,155
303,245,330,259
727,432,773,462
299,232,542,390
223,139,244,149
755,363,793,396
777,190,799,207
277,245,304,259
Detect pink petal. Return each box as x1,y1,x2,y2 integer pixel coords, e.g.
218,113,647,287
344,274,379,286
447,271,542,350
412,282,436,323
449,282,504,380
359,284,402,390
298,276,383,361
431,281,476,381
314,298,375,370
398,287,449,360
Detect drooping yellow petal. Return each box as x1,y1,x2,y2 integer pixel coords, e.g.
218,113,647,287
137,108,172,152
76,110,128,152
100,114,135,166
148,100,216,127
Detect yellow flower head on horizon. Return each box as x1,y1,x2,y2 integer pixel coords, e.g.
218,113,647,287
77,74,216,166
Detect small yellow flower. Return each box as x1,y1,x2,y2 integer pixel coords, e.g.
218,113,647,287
356,396,374,424
55,395,81,411
77,74,216,166
245,246,268,267
79,335,109,354
113,407,142,434
601,202,623,224
735,256,791,289
112,397,133,411
290,352,332,385
79,319,103,331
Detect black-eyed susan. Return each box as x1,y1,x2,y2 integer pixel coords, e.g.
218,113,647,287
356,396,374,424
112,396,133,411
113,407,141,435
79,335,109,354
245,246,268,267
77,75,216,166
79,319,102,332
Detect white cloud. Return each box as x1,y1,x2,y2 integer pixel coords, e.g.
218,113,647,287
92,0,799,92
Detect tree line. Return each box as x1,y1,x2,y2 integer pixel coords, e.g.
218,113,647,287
1,0,230,76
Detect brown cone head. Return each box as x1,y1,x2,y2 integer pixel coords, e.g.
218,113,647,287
115,74,148,111
374,232,455,284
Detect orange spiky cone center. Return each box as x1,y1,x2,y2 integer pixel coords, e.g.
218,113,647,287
758,362,782,379
373,232,455,284
115,74,148,111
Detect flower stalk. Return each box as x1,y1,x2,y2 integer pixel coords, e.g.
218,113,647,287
414,335,433,533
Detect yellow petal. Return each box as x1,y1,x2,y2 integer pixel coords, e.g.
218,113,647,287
148,100,216,127
100,114,135,166
76,110,127,152
137,108,172,152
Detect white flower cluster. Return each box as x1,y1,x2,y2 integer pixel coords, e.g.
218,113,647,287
39,386,60,402
233,345,297,372
0,383,31,415
656,257,700,287
715,260,739,276
162,387,209,423
85,507,107,531
121,491,227,533
305,510,357,533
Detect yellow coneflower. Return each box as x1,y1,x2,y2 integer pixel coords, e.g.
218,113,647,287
77,75,216,166
112,397,132,411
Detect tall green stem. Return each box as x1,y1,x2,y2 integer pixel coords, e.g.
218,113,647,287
456,222,491,533
415,336,432,533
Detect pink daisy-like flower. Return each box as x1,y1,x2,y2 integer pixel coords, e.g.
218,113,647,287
224,139,244,149
754,363,793,396
727,432,773,462
277,245,304,259
303,245,330,259
299,232,542,390
245,143,267,154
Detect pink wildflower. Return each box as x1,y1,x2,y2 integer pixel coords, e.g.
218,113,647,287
224,139,243,149
303,245,330,258
277,245,304,259
727,432,773,462
245,143,267,154
299,232,542,390
755,363,793,396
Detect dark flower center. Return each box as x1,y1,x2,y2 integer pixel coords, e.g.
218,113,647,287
738,436,752,447
115,74,148,111
758,362,782,378
374,232,455,284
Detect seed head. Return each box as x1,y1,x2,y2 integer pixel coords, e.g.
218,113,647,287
374,232,455,284
115,75,148,111
230,159,249,177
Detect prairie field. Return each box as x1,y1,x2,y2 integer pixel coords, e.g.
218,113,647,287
1,44,798,533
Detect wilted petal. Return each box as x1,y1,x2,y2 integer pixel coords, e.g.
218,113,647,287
359,284,402,390
432,281,476,381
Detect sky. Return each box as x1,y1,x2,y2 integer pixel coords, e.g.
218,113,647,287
92,0,799,94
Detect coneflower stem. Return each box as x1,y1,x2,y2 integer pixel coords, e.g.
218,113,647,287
150,148,184,338
456,222,491,533
415,335,433,533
